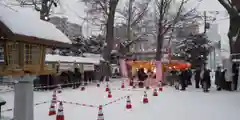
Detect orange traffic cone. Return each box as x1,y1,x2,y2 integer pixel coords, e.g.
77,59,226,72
121,81,125,88
56,102,64,120
158,81,163,91
48,100,56,116
153,88,158,96
159,87,163,91
105,83,109,92
57,84,62,93
52,90,57,104
97,105,104,120
126,96,132,109
143,91,148,104
107,90,112,98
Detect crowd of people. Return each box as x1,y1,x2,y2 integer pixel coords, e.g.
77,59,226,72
129,63,239,93
167,63,239,92
167,65,211,92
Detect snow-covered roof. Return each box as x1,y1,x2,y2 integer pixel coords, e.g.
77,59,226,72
0,4,71,45
83,53,102,58
45,54,102,64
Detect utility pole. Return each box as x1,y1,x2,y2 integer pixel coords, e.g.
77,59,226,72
203,11,210,34
203,11,207,33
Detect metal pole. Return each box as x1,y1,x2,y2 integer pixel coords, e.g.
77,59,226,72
213,47,216,69
203,11,207,34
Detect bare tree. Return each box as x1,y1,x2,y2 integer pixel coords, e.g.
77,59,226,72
115,0,152,55
154,0,201,60
82,0,119,81
218,0,240,57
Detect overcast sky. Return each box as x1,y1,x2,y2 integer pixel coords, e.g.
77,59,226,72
54,0,230,53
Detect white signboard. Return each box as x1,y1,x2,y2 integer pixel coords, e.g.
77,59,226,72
59,63,74,71
83,64,94,71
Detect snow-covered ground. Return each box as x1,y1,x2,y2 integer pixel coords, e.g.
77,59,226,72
1,79,240,120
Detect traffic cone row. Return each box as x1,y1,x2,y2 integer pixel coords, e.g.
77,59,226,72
153,88,158,96
56,102,64,120
105,83,109,92
57,84,62,93
48,100,56,116
121,81,125,88
143,91,148,104
158,81,163,91
107,89,112,98
126,96,132,109
97,105,104,120
52,90,57,104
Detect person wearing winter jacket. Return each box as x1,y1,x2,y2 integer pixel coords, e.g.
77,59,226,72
137,68,148,88
215,66,222,91
200,66,211,92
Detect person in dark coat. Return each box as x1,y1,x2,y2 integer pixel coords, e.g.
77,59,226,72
186,69,192,85
180,70,187,91
221,69,231,91
200,66,211,92
171,70,180,90
215,66,222,91
137,68,148,88
232,63,239,91
194,68,201,88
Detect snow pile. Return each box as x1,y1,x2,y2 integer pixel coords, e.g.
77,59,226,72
0,3,71,44
45,54,101,64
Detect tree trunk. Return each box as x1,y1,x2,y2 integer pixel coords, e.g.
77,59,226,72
40,0,49,20
155,0,164,61
156,26,164,61
101,0,119,81
228,15,240,57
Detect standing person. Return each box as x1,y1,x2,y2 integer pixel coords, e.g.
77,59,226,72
187,69,192,85
221,69,229,90
194,68,201,88
215,66,222,91
167,71,174,86
232,63,239,91
201,66,211,92
137,68,148,88
172,70,180,90
180,70,187,91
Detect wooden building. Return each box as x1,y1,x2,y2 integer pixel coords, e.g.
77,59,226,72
0,5,72,89
0,5,72,120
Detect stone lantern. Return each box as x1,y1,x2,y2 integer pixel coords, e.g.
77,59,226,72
0,6,72,120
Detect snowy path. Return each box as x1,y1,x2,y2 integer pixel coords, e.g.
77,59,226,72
1,80,240,120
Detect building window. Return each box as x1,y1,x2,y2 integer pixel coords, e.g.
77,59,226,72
0,43,4,62
7,42,19,65
24,44,41,64
24,44,32,64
